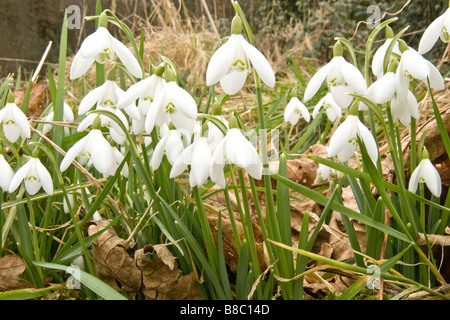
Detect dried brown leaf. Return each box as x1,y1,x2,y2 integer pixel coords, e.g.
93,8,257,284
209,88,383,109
135,248,201,300
0,255,35,291
86,220,142,296
13,81,51,119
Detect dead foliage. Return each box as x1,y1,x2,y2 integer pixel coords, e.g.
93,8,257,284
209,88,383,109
85,219,201,300
0,255,35,292
13,81,51,119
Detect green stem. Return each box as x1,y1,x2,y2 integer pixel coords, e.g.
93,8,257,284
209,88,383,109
193,186,219,277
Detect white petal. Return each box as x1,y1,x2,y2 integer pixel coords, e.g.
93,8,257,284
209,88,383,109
60,135,88,172
328,117,354,160
79,28,111,59
402,50,430,82
109,34,143,78
150,135,167,170
304,62,332,102
240,36,276,88
284,98,300,125
422,159,442,197
9,161,31,193
70,53,95,80
356,120,378,162
206,35,236,86
418,13,446,55
78,85,105,115
210,139,227,188
372,40,391,78
427,61,445,90
89,131,115,175
0,155,14,191
367,72,395,104
170,144,193,178
408,162,422,194
339,57,367,94
330,85,353,109
35,159,53,195
116,77,150,108
220,68,248,95
11,105,30,139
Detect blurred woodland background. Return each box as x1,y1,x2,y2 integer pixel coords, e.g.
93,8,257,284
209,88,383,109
0,0,448,83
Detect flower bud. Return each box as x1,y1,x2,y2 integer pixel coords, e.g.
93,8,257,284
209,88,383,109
93,116,102,130
231,15,243,35
385,26,394,39
228,114,239,129
98,12,108,28
333,41,343,57
7,91,15,103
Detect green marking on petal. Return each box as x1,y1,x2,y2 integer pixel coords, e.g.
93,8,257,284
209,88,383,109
165,102,176,114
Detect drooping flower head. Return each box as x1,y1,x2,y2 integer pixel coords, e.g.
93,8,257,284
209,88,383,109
150,123,185,170
395,40,445,98
170,123,214,188
60,116,117,177
371,26,401,79
210,115,261,188
0,92,30,143
284,88,310,125
9,150,53,196
327,102,378,163
303,41,367,109
206,15,275,95
418,6,450,55
70,12,142,80
144,67,197,137
408,147,442,197
312,93,342,122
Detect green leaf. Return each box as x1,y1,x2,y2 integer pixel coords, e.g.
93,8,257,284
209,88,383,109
33,262,127,300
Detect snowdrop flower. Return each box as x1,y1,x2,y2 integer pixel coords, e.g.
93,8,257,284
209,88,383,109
304,41,367,109
108,146,129,178
0,93,30,143
390,90,419,126
150,126,184,170
418,6,450,55
206,15,275,95
327,104,378,163
77,106,129,145
366,61,419,126
317,163,331,181
312,93,342,122
117,71,165,115
70,12,142,80
408,148,442,197
170,126,213,188
9,155,53,195
372,27,401,79
367,70,397,105
42,102,75,135
117,70,166,135
210,116,261,188
284,90,310,125
144,76,197,136
395,41,445,97
78,79,140,120
0,154,14,192
60,117,116,176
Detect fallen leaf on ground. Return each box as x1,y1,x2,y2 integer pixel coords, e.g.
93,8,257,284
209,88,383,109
135,246,201,300
86,219,142,296
0,255,35,291
14,81,51,118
